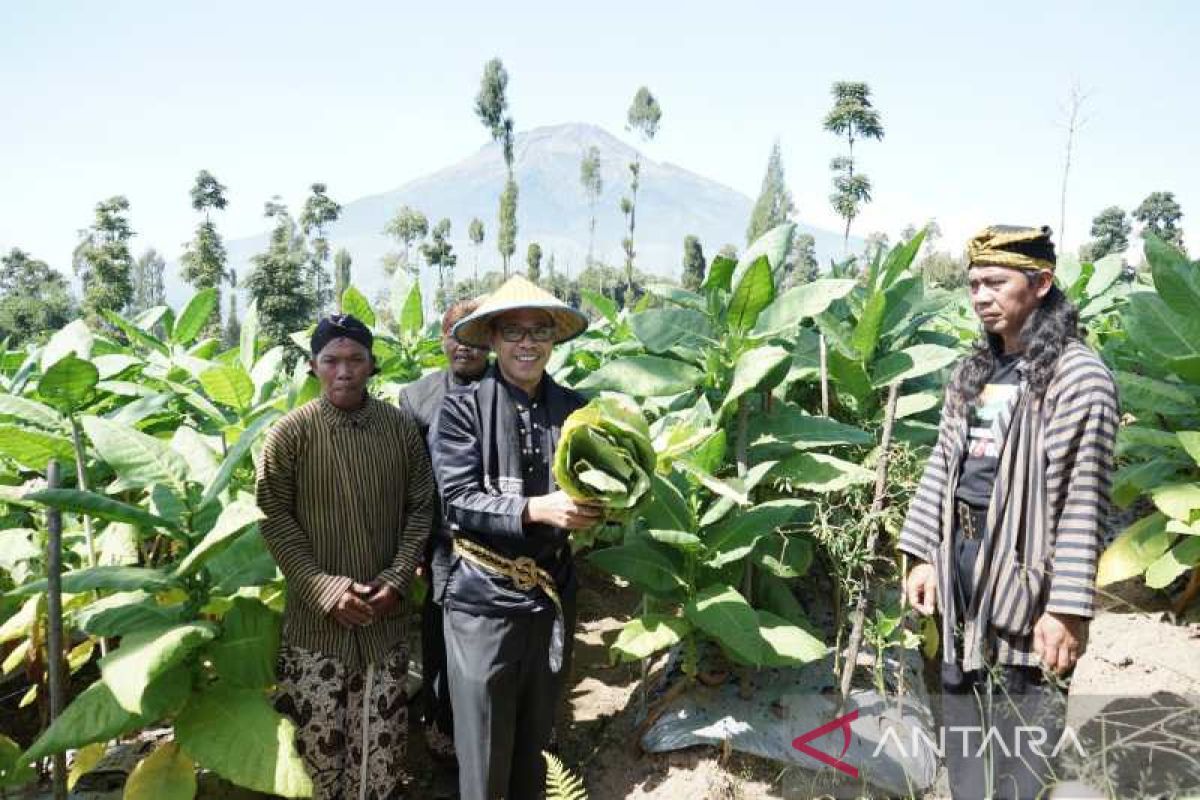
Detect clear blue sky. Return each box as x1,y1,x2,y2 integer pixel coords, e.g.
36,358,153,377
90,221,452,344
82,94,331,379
2,0,1197,276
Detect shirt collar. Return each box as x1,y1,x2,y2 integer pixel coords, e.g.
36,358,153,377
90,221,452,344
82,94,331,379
318,393,376,429
493,366,546,409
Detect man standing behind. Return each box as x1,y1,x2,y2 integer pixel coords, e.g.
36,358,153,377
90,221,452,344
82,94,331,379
898,226,1118,799
399,299,488,766
433,276,603,800
258,313,435,800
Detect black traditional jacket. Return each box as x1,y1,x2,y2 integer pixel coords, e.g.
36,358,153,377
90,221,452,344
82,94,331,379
431,365,585,616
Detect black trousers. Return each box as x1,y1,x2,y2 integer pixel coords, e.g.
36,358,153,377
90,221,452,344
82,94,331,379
443,598,576,800
945,506,1065,799
421,594,455,746
941,664,1065,800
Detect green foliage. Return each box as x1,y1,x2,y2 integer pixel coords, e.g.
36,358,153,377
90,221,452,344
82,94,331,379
382,205,429,278
299,182,341,315
681,235,706,292
544,751,588,800
1134,191,1185,249
824,81,885,249
73,195,135,325
1081,206,1132,262
747,141,796,246
245,200,314,352
129,248,167,317
580,146,603,268
498,177,519,278
180,172,229,336
423,218,458,312
0,249,75,345
527,241,543,284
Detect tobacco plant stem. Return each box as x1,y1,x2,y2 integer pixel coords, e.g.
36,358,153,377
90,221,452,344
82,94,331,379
69,415,107,656
839,381,901,700
736,398,754,699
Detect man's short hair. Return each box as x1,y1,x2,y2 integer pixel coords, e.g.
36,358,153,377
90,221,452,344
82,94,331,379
442,299,481,336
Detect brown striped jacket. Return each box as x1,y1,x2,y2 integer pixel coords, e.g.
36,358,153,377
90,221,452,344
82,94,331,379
897,341,1119,670
256,395,435,667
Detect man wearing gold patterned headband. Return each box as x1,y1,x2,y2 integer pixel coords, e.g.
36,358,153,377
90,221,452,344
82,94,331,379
896,226,1119,798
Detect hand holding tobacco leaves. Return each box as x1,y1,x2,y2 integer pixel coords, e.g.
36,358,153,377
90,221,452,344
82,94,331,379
552,393,657,549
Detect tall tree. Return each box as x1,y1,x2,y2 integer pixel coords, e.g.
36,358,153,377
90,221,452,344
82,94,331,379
245,199,313,352
130,248,166,315
526,242,543,284
421,218,458,313
180,170,229,336
579,146,603,268
621,86,662,300
224,268,241,348
383,206,429,278
1134,192,1184,249
824,81,884,251
300,183,341,315
1058,82,1090,249
468,217,485,281
681,235,706,291
73,195,135,324
746,141,796,244
333,248,352,309
0,249,74,344
1080,206,1131,261
476,57,518,277
780,233,818,290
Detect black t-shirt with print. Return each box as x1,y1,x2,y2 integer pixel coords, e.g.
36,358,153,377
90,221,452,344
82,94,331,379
954,353,1022,509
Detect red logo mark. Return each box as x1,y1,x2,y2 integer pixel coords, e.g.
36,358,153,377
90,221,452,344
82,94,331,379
791,709,859,778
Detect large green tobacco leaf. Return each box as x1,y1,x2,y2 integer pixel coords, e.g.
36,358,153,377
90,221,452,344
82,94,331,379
102,309,169,355
207,598,280,689
21,667,191,762
1097,512,1172,586
13,565,178,597
704,499,809,568
82,415,188,494
877,229,927,291
719,346,791,415
581,290,617,324
871,344,960,387
93,353,142,380
38,354,99,411
702,255,737,293
398,280,424,336
1085,253,1124,300
202,411,279,506
1113,459,1184,508
74,591,188,637
685,584,762,666
1114,372,1195,417
587,541,687,598
101,622,218,714
174,496,265,578
576,356,703,397
770,452,874,493
609,614,691,663
175,684,313,798
726,256,775,333
0,424,75,470
200,364,255,412
1145,234,1200,318
170,426,222,488
172,288,218,346
206,531,279,593
40,319,94,372
25,488,177,531
1144,528,1200,589
894,392,940,420
1150,482,1200,523
629,307,712,353
751,279,856,338
1181,432,1200,467
340,285,376,327
738,223,794,281
756,609,827,666
0,394,66,432
645,283,706,312
755,571,811,627
642,473,694,532
747,408,873,459
240,299,260,373
1125,293,1200,382
752,533,814,579
123,742,196,800
852,291,888,363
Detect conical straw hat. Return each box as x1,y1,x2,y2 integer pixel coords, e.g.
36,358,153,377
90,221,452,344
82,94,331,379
451,275,589,347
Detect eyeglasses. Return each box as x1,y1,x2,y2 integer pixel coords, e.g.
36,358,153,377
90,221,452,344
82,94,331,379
498,324,555,343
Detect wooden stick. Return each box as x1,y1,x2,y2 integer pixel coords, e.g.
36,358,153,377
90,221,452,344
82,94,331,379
839,382,901,700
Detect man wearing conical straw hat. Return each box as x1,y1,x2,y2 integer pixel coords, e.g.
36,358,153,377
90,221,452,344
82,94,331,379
431,275,602,800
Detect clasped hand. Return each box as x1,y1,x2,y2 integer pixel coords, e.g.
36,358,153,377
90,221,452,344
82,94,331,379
330,580,401,629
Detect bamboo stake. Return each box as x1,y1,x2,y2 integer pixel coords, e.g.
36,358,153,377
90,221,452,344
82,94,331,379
839,381,901,700
44,460,67,800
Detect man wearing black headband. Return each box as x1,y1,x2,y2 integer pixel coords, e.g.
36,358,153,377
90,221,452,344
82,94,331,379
258,313,435,799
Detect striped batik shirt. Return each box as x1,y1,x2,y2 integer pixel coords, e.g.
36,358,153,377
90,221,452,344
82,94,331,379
256,394,434,667
897,341,1119,671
